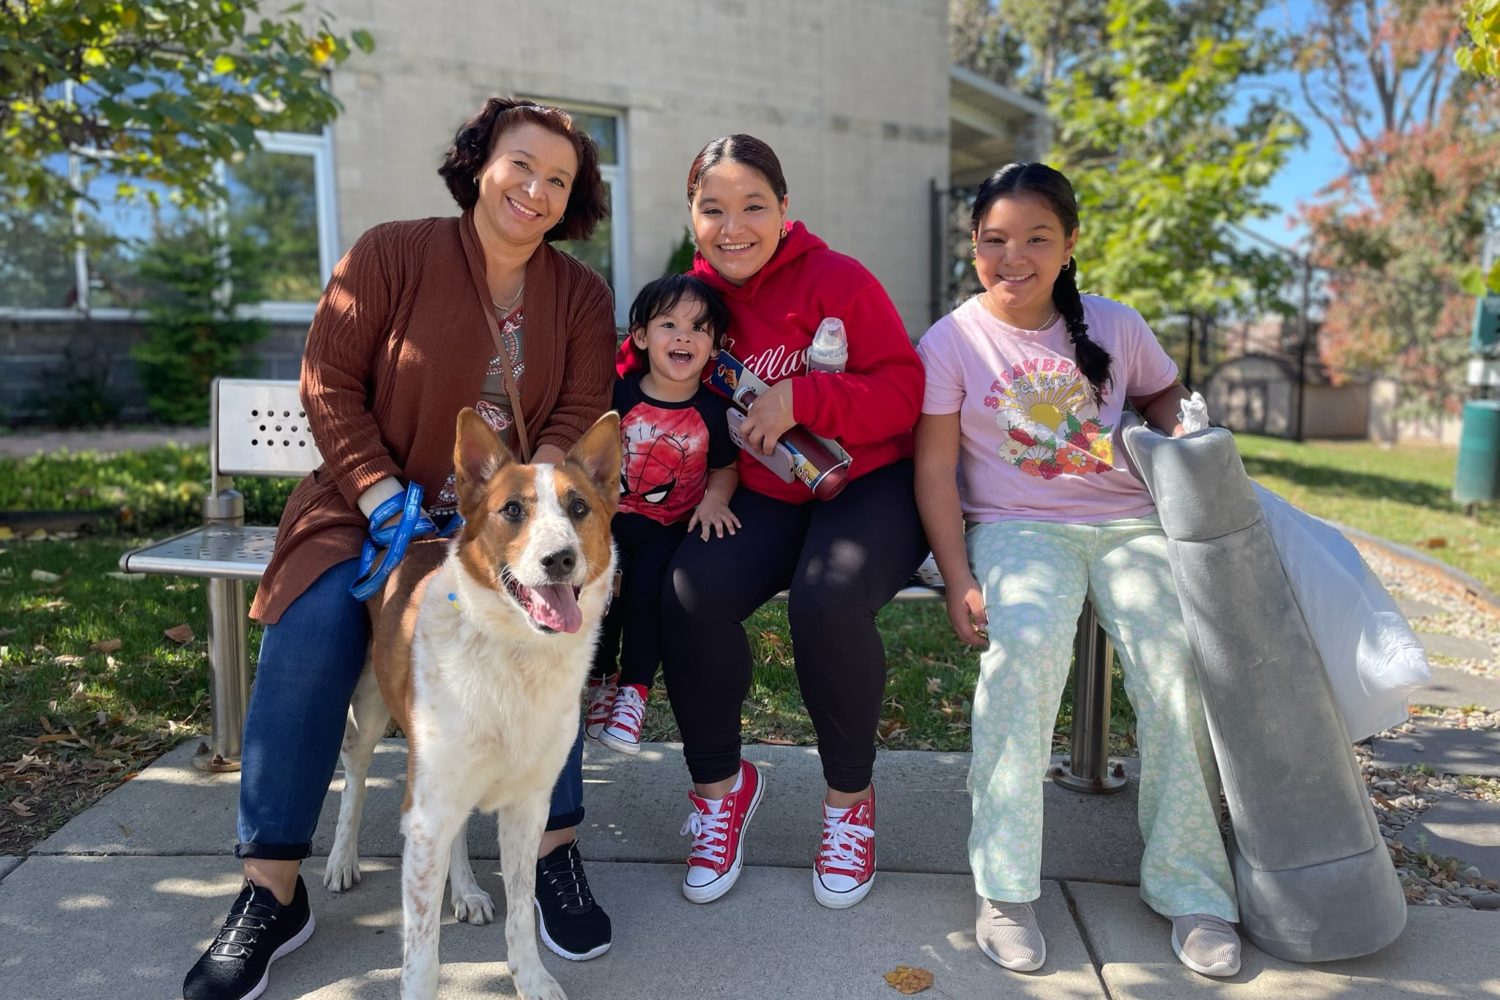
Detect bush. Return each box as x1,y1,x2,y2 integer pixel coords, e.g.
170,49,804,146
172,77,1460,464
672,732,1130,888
131,223,269,426
663,227,696,276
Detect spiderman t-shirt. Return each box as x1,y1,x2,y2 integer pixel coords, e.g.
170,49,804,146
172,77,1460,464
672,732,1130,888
614,371,736,526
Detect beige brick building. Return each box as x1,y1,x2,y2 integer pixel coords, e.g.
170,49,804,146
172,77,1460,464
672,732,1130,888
316,0,1040,331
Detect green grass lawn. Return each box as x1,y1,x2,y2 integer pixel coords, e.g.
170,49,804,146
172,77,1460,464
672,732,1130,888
1235,434,1500,594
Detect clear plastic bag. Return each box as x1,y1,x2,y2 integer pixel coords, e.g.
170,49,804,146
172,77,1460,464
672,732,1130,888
1251,483,1430,740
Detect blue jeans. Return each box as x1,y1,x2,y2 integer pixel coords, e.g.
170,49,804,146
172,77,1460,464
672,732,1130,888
236,558,586,860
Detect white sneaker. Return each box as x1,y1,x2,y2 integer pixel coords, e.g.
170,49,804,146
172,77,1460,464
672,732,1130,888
1171,913,1241,977
976,897,1046,972
584,673,617,742
599,683,647,756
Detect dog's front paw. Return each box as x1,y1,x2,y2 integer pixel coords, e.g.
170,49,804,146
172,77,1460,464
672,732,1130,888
322,851,362,893
452,886,496,924
514,968,566,1000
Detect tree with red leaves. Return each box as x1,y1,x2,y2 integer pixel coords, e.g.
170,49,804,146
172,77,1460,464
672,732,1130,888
1295,0,1500,413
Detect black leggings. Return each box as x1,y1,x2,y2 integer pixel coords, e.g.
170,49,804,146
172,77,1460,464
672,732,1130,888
592,512,686,688
660,459,928,792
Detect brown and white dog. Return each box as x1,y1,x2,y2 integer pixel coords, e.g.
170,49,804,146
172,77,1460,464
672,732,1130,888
324,408,620,1000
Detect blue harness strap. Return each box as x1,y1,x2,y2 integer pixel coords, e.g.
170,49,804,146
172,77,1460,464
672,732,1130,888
348,483,464,600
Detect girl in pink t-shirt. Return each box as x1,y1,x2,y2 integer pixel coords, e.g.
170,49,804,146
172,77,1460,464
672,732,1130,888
914,163,1240,979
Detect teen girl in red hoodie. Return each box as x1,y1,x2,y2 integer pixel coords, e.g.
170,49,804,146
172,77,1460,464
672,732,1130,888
652,134,928,911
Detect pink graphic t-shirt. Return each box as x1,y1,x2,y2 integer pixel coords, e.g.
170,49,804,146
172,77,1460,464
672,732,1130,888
917,294,1179,524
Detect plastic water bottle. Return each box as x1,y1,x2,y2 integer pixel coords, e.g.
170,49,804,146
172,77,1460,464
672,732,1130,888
807,317,848,374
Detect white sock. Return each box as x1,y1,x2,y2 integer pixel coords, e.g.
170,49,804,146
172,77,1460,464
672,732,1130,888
824,801,847,820
700,766,744,812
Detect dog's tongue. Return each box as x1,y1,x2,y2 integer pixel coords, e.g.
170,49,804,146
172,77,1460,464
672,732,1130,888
528,583,582,633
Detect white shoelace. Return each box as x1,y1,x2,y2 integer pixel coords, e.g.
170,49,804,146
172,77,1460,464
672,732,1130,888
610,686,645,734
818,814,873,872
682,803,730,863
585,677,616,723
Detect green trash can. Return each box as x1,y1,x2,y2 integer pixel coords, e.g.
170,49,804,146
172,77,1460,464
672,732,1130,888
1454,399,1500,504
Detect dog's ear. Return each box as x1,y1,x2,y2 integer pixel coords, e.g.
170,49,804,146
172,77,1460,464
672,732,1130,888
566,411,622,505
453,408,510,504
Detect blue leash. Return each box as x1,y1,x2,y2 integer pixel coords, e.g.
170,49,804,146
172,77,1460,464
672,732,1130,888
348,483,464,600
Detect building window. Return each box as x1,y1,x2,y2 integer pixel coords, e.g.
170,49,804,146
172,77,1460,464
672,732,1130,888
548,104,628,327
0,130,337,320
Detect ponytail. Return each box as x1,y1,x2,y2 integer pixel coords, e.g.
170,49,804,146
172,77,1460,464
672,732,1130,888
1052,258,1112,406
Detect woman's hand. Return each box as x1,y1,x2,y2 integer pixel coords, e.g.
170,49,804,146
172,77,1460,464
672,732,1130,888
944,571,989,648
737,379,798,455
688,496,741,540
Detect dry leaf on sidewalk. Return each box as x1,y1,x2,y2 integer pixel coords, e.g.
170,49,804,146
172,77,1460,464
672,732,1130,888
883,966,934,994
164,624,195,644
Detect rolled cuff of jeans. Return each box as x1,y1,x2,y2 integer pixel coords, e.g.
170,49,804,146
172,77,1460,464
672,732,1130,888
234,840,312,861
545,806,584,832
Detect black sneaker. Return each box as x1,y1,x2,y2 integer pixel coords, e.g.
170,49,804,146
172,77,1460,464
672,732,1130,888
533,840,612,961
183,876,315,1000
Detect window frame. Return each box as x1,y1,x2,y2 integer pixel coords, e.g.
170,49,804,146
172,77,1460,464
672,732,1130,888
533,99,629,327
0,128,338,323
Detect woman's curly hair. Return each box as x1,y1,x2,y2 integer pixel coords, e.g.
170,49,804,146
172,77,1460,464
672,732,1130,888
438,98,608,242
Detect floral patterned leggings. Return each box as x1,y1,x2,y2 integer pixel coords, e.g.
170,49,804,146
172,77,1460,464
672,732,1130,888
965,515,1238,921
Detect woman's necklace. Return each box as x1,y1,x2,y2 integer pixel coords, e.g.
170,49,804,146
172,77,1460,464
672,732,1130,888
493,281,525,315
982,294,1057,333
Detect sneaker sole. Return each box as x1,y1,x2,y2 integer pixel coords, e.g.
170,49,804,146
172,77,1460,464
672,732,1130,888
598,730,641,755
240,910,318,1000
976,930,1045,973
532,899,612,962
682,767,765,905
813,870,875,910
1171,931,1239,978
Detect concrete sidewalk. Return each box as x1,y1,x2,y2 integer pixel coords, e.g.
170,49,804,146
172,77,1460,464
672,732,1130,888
2,741,1497,999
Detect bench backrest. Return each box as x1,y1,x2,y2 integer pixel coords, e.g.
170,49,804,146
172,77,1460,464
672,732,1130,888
212,378,323,490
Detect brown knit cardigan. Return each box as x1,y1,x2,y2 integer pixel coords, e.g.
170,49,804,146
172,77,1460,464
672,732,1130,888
249,210,617,624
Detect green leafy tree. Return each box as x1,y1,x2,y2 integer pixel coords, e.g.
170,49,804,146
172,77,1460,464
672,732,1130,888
1,0,373,215
1295,0,1500,412
1458,0,1500,77
1049,0,1301,377
949,0,1105,95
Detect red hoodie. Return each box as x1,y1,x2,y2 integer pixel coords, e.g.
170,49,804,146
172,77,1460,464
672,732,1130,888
618,221,924,504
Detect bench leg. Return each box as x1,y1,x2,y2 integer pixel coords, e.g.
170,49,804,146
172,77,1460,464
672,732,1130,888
1051,602,1127,795
196,577,249,773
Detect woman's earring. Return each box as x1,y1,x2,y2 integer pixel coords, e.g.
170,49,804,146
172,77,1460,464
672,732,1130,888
1062,257,1074,272
779,226,788,241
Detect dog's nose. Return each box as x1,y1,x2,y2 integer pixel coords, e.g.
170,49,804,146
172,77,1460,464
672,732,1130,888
540,547,576,579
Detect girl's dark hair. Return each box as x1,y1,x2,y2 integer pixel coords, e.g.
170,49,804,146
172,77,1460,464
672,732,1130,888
438,98,608,242
971,162,1113,406
627,274,731,366
685,134,788,205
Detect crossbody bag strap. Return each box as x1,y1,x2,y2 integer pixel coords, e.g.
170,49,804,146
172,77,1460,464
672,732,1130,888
460,214,533,462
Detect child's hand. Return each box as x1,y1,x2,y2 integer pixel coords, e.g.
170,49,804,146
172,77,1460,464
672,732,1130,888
944,573,989,648
688,497,740,540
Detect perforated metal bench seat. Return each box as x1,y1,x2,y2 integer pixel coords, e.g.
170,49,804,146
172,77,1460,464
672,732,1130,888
120,525,280,581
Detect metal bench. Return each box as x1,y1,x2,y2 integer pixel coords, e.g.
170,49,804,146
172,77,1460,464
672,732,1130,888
120,378,321,771
120,378,1125,794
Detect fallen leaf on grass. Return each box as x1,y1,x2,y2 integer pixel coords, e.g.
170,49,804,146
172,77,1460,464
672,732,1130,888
757,737,796,746
884,966,935,994
926,676,943,694
30,569,61,583
91,638,123,654
164,624,195,644
105,572,144,582
1421,538,1448,549
52,654,85,666
7,799,35,818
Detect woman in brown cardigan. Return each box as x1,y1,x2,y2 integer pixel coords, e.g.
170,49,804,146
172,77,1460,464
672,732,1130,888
184,99,618,1000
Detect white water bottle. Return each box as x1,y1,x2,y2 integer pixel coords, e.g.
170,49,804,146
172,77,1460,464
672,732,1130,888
807,317,848,374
